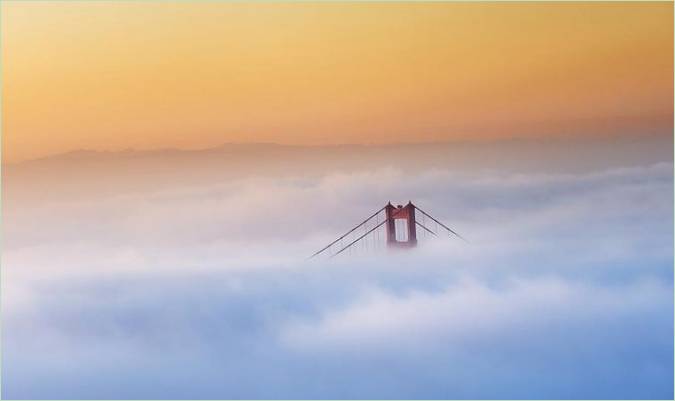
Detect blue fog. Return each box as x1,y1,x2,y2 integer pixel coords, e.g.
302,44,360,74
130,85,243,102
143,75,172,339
2,162,673,399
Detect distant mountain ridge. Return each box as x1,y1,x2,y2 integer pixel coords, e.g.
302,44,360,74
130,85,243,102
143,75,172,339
3,133,672,207
7,133,672,167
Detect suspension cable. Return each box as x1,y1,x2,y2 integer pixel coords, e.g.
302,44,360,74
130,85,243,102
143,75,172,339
413,205,468,242
416,221,438,236
309,206,387,258
331,219,389,258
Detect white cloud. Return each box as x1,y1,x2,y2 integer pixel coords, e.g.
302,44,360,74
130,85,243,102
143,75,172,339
2,161,672,399
281,276,670,351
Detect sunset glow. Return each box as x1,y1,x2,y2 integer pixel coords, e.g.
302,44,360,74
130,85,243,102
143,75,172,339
2,2,673,162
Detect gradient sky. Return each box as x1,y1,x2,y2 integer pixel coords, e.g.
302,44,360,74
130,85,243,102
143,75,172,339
2,2,673,162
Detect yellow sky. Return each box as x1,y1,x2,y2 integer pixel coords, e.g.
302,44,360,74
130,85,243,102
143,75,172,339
2,2,673,162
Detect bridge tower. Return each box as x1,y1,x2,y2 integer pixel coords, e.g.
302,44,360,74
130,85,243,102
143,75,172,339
385,201,417,248
309,200,464,259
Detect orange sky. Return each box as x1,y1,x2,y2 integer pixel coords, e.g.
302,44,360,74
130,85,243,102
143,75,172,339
2,2,673,162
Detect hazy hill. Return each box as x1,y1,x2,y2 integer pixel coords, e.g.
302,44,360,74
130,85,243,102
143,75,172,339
3,134,672,205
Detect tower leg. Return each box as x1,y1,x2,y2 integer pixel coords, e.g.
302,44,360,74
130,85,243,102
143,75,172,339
407,202,417,247
385,202,396,247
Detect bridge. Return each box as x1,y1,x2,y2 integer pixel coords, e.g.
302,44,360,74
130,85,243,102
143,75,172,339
310,201,465,259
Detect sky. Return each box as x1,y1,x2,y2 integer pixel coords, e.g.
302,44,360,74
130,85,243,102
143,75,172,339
2,2,673,162
1,2,673,399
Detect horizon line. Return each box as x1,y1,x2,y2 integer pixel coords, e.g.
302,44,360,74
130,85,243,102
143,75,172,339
4,131,672,165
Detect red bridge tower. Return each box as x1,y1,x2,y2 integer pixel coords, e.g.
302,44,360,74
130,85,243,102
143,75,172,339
385,201,417,248
309,200,464,259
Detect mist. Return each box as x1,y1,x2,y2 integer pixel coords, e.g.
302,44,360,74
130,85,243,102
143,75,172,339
2,141,673,399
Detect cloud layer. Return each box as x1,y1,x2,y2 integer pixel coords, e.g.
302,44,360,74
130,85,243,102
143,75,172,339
2,161,673,399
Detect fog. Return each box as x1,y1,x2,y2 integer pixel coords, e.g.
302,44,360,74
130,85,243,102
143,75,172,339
2,141,673,399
